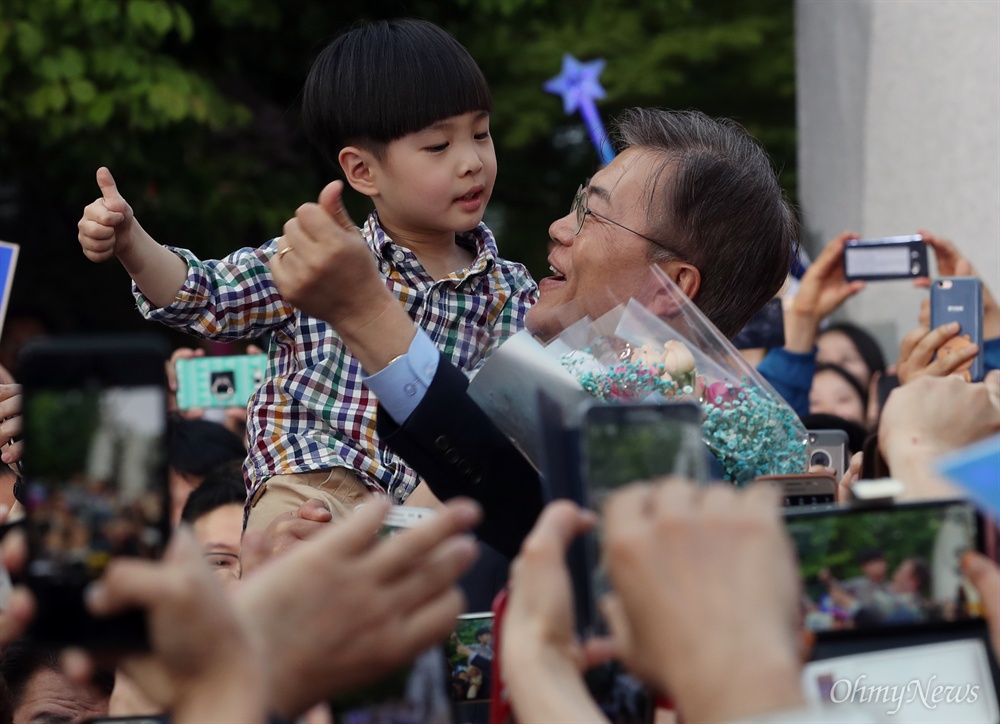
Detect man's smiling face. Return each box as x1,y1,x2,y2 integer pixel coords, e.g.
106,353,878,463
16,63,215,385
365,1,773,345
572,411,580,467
527,148,676,341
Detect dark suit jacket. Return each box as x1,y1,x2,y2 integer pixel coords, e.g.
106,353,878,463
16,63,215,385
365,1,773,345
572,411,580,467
376,359,544,562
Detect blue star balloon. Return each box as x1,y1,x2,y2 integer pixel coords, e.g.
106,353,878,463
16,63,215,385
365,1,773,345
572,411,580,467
544,54,615,165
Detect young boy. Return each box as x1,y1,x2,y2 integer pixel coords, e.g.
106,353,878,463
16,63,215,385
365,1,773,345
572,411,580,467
76,19,537,533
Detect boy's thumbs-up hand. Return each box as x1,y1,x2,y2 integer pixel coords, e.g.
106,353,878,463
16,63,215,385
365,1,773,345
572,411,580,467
78,167,136,262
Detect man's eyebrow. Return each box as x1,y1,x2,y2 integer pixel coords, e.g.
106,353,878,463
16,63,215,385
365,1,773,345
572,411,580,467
588,183,611,202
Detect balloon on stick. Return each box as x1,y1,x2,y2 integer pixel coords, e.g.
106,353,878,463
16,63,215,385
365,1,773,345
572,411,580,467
544,54,615,165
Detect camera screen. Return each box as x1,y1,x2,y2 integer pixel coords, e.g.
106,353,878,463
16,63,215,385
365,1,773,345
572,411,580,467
581,408,704,614
24,385,168,585
787,502,980,633
446,613,495,704
844,245,911,277
582,410,704,507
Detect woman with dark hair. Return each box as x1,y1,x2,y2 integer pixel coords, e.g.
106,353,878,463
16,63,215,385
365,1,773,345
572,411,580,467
816,322,886,388
808,363,868,428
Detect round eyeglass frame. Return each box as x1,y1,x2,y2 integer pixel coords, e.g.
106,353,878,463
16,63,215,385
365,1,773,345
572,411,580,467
570,180,680,257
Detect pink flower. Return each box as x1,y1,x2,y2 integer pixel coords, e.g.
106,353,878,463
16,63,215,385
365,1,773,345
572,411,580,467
706,380,740,407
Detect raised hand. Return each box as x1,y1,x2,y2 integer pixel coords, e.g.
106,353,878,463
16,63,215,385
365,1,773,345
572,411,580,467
271,180,418,372
785,232,866,352
78,167,136,263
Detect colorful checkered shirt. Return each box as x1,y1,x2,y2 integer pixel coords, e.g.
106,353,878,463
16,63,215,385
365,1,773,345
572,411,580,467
134,212,537,502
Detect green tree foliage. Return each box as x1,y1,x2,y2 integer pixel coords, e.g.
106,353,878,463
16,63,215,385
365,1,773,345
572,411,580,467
0,0,794,337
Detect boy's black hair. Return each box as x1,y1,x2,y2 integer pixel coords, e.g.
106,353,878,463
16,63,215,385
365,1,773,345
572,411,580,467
303,18,492,166
180,467,247,524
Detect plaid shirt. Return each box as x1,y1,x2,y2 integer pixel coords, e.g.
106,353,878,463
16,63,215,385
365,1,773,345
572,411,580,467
135,212,537,502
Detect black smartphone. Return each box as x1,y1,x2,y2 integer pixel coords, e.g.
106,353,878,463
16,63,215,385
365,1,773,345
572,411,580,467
757,472,838,508
731,297,785,350
579,402,705,633
786,499,984,634
930,277,984,382
807,429,850,480
787,500,1000,719
843,235,929,282
17,335,171,650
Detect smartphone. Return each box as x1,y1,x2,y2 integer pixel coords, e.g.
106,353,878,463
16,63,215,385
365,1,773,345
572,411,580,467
580,402,705,633
786,499,984,633
379,506,437,538
757,473,838,507
445,612,495,706
174,353,267,410
17,335,170,650
789,500,1000,720
930,277,984,382
807,429,849,480
731,297,785,350
843,235,928,282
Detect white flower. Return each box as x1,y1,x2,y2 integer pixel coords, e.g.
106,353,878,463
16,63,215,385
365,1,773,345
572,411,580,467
662,340,696,377
631,342,663,368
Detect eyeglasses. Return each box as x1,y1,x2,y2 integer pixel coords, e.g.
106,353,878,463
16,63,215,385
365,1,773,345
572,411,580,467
570,180,679,256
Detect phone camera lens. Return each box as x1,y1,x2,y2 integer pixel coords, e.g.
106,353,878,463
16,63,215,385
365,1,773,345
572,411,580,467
810,450,832,468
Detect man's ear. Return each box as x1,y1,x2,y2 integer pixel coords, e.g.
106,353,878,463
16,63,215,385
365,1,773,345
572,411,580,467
339,146,378,198
654,259,701,301
674,262,701,300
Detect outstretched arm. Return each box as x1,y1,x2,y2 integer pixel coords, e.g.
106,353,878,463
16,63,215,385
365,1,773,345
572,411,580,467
78,167,188,308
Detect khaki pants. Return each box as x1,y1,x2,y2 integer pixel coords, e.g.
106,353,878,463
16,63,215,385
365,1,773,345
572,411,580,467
244,467,374,535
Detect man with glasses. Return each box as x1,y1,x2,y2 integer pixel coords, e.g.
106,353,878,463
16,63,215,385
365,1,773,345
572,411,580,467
270,109,796,587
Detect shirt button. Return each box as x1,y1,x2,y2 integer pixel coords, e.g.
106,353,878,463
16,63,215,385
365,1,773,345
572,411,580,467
404,382,417,396
393,250,405,263
393,488,405,502
431,289,441,302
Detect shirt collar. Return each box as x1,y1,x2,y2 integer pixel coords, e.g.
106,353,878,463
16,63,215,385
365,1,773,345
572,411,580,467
364,211,498,274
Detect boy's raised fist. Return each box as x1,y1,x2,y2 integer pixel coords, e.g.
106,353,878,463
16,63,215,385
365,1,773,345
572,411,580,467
77,167,135,262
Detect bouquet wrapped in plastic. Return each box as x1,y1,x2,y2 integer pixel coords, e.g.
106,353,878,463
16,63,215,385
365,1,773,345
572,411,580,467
553,268,807,483
468,267,807,484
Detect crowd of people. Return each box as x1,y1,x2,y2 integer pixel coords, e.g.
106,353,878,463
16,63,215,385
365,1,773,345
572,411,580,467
0,15,998,724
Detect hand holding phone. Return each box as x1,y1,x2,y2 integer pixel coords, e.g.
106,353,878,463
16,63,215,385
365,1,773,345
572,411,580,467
931,277,984,382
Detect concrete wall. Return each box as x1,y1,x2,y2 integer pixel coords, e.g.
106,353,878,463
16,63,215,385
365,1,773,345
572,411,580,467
796,0,1000,354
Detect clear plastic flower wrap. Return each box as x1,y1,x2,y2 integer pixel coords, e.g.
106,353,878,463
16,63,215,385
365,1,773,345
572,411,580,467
552,268,808,484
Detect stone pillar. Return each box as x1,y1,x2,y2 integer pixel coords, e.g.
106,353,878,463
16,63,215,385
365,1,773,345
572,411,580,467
796,0,999,355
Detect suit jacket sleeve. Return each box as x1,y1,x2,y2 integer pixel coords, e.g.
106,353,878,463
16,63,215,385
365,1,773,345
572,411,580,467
376,359,544,560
